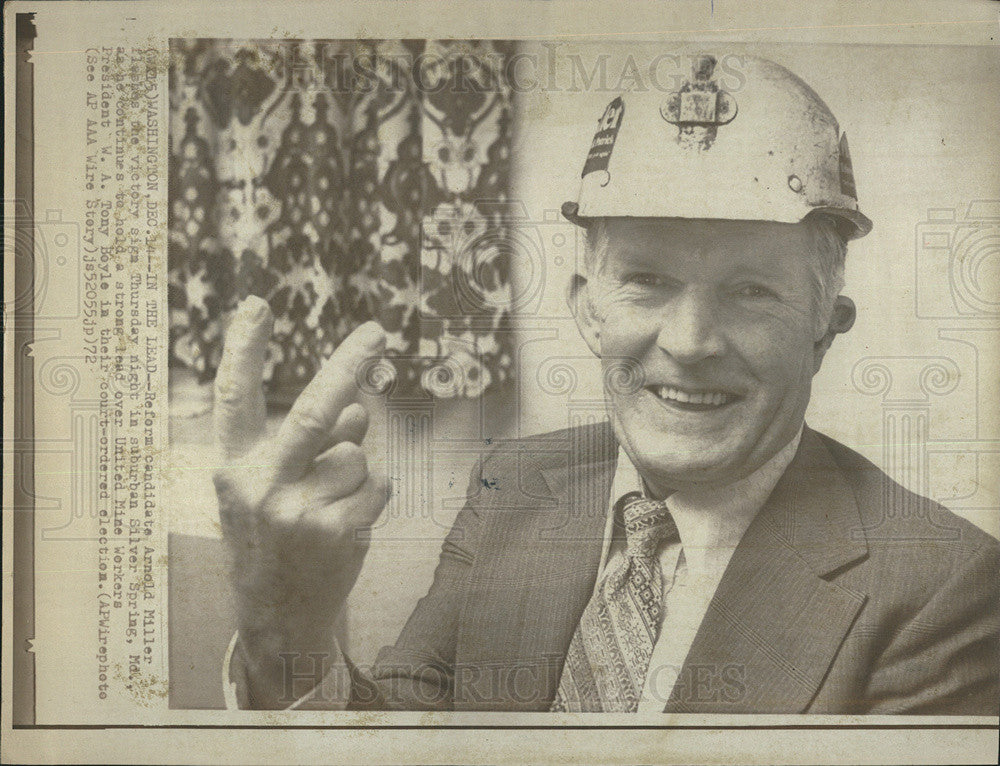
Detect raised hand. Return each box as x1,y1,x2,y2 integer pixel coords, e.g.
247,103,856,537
212,296,389,705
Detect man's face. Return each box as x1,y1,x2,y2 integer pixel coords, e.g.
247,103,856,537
578,217,834,494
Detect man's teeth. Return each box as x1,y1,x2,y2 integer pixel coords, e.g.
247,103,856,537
656,386,733,406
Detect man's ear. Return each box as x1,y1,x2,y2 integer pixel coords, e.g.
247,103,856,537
813,295,856,372
567,273,602,357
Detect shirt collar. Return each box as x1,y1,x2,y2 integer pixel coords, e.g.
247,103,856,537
609,425,804,580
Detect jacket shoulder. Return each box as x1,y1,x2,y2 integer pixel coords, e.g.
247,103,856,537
477,419,617,474
813,429,1000,565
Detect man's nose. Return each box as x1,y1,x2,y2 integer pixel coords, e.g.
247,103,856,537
654,292,727,364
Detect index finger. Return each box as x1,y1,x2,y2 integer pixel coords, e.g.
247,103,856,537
214,296,273,460
271,321,386,480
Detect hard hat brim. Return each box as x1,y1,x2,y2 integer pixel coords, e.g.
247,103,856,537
560,200,873,241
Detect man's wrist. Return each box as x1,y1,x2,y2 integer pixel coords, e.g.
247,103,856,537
226,629,350,710
242,631,338,708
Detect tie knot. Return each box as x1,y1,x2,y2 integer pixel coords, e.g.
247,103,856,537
618,492,679,558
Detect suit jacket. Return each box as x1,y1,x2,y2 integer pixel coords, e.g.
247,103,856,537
346,421,1000,714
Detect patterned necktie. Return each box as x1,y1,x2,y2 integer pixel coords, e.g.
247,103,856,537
551,491,680,712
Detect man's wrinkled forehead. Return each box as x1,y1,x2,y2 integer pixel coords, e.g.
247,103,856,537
584,216,815,266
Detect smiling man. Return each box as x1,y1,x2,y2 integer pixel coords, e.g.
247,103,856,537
573,216,850,492
215,55,999,714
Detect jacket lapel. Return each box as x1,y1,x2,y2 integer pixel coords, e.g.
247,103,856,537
665,426,870,713
455,420,617,711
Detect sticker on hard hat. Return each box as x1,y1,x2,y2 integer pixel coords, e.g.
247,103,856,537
838,133,858,200
582,96,625,178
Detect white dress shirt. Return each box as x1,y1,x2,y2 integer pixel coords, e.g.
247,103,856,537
597,427,803,712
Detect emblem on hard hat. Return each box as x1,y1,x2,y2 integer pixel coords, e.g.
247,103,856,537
660,54,737,150
582,96,625,181
838,132,857,200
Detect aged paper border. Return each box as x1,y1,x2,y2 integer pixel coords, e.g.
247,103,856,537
4,0,999,763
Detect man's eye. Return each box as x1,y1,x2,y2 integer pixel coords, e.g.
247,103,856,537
624,273,662,287
736,284,776,299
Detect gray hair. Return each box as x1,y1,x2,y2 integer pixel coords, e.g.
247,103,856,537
582,214,847,335
802,212,848,332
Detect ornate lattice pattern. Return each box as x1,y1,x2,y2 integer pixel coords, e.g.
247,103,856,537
168,39,514,401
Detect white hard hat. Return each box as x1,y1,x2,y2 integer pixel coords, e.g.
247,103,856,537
562,54,873,240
